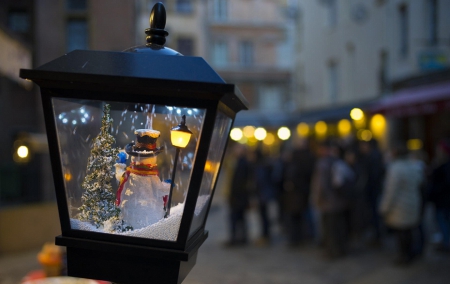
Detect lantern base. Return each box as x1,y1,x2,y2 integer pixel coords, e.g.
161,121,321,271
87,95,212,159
55,231,208,284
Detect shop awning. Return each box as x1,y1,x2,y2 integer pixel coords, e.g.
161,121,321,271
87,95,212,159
370,81,450,117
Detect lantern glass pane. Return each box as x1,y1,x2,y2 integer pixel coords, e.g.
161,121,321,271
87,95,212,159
51,97,205,241
189,111,232,237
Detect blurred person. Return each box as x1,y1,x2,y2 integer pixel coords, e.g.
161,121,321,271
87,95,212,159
359,139,385,246
311,139,355,259
271,146,288,226
251,148,276,246
224,143,251,246
409,150,428,256
282,138,315,247
428,138,450,253
379,143,423,265
344,148,368,244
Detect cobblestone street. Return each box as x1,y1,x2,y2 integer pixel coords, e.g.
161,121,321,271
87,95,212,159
1,201,450,284
184,203,450,284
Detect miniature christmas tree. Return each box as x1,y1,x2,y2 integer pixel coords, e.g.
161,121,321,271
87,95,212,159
78,103,122,229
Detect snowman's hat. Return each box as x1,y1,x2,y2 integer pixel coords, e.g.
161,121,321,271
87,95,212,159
125,129,164,157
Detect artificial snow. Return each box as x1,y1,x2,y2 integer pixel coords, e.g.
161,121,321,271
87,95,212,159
135,129,160,137
70,195,210,241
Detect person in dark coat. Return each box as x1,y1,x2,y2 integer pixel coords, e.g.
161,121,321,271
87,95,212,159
252,148,275,246
311,139,355,258
226,143,251,246
282,138,315,246
428,139,450,253
359,139,385,245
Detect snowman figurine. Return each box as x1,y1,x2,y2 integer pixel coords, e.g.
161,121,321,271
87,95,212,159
115,129,170,229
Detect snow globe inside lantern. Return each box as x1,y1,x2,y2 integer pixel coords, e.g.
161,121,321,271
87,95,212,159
19,2,248,283
56,101,209,241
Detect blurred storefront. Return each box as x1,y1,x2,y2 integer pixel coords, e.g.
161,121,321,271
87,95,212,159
370,69,450,161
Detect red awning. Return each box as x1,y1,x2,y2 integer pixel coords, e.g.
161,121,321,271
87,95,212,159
370,82,450,117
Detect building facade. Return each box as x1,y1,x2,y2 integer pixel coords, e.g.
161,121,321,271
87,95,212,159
294,0,450,156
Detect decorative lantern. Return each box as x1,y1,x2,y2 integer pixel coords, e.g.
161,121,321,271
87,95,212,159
19,3,248,284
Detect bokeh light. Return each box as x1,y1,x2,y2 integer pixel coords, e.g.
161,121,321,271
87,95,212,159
297,122,309,137
350,108,364,120
315,121,327,136
263,133,275,145
254,127,267,141
243,126,255,138
230,128,243,141
277,127,291,140
337,119,351,137
370,114,386,139
407,139,423,150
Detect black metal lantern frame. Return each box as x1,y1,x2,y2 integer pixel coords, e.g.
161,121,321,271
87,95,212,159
20,49,248,283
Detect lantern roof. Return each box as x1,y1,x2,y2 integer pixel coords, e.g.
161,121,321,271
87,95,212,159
20,50,248,112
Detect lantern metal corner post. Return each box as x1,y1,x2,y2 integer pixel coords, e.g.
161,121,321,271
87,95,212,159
19,2,248,284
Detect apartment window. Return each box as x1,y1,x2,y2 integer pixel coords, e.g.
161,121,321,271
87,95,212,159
379,50,389,92
328,62,338,102
66,19,88,52
326,0,338,27
176,0,193,13
67,0,87,11
213,0,227,20
399,4,409,57
428,0,438,46
239,41,254,67
177,37,194,56
8,10,30,33
259,85,283,111
212,41,228,67
347,44,355,98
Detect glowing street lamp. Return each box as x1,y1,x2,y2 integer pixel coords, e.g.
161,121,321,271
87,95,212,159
165,115,192,218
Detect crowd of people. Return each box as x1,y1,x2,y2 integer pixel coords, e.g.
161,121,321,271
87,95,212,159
222,136,450,266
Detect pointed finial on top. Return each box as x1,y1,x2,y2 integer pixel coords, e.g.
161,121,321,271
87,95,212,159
145,2,169,46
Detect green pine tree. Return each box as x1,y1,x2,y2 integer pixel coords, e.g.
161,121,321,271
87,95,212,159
78,103,121,228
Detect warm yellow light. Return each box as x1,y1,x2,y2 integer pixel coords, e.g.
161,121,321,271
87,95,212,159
337,119,351,137
17,145,29,158
407,139,423,150
297,122,309,137
359,129,372,141
370,114,386,139
243,126,255,138
254,127,267,141
277,127,291,140
315,121,327,135
64,173,72,181
230,128,243,141
263,133,275,145
350,108,364,120
171,130,192,148
247,136,258,146
204,160,216,173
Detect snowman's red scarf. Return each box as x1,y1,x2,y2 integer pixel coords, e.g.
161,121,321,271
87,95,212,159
115,163,159,206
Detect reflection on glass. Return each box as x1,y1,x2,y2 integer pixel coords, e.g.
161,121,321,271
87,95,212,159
52,98,206,241
189,111,232,237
